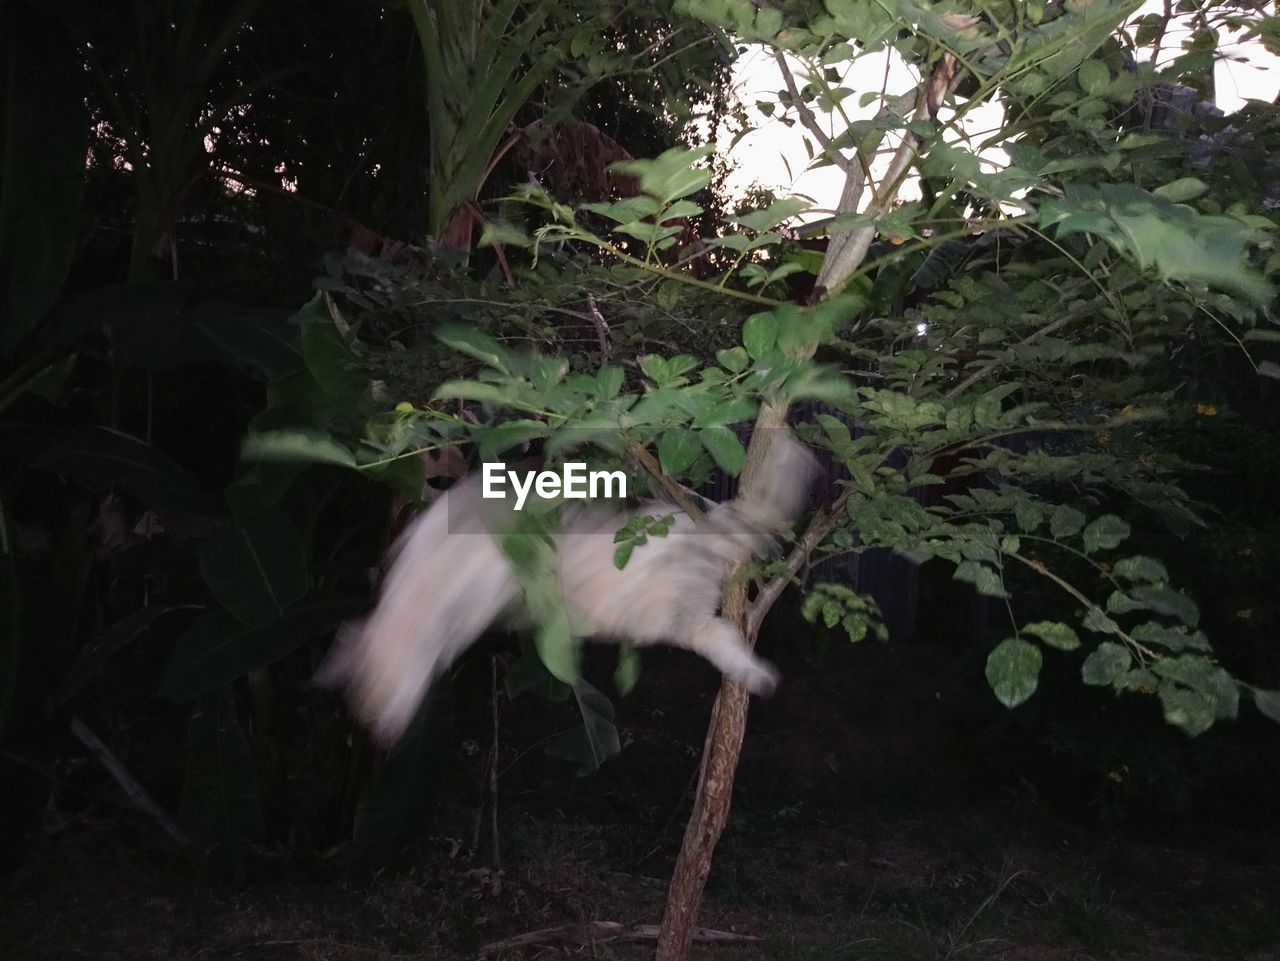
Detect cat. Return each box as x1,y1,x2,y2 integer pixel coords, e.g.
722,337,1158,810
319,430,817,744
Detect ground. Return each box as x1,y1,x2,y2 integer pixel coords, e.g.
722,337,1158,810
3,631,1278,960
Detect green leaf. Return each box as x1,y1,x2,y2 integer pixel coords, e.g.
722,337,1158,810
241,429,358,469
47,606,192,710
596,366,624,398
1082,642,1131,686
717,346,750,373
1049,504,1086,538
435,379,513,403
477,419,549,460
352,679,453,864
535,605,580,686
435,324,511,372
1113,555,1168,583
1022,621,1080,651
199,514,310,628
1153,177,1209,203
1077,59,1111,95
159,596,361,702
301,304,365,402
731,197,810,232
954,560,1009,598
1129,585,1199,628
193,304,304,381
699,426,746,475
985,638,1042,708
611,145,713,204
505,648,571,702
179,687,263,869
32,428,222,516
545,680,621,775
742,311,779,359
614,645,641,696
1082,514,1130,554
1158,685,1216,736
658,430,703,477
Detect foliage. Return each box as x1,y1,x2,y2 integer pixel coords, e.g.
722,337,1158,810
3,0,1280,885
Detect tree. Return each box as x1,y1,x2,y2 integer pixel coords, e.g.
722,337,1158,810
244,2,1280,957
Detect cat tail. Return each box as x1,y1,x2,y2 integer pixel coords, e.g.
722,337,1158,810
316,482,518,745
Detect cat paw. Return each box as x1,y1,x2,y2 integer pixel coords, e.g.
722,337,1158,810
737,660,780,697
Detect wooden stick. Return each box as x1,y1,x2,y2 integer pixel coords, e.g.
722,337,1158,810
480,921,757,955
70,716,190,845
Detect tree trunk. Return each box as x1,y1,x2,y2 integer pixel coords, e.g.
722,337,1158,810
654,405,786,961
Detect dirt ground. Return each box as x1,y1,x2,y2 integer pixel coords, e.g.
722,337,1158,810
3,634,1278,961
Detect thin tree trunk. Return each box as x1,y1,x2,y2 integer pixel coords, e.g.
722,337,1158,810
654,55,948,959
654,405,786,961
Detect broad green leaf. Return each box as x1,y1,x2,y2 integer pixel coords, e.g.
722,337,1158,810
742,311,779,359
699,426,746,475
435,324,511,372
611,145,713,204
1049,504,1086,538
658,430,703,477
545,680,620,775
731,197,810,232
435,380,515,403
1113,555,1168,583
179,687,263,868
193,304,304,381
1077,59,1110,95
1082,514,1130,554
614,645,641,696
159,595,361,701
717,346,750,372
302,304,365,402
32,428,222,516
1022,621,1080,651
352,679,453,863
199,514,310,628
1129,585,1199,628
47,606,193,710
477,419,549,460
505,648,571,702
1153,177,1208,203
986,637,1042,708
954,560,1008,598
1082,641,1130,686
1158,685,1216,736
241,429,358,468
535,605,580,686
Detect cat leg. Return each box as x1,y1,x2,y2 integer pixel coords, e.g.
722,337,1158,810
683,616,779,696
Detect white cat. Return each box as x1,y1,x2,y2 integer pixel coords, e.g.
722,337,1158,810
319,431,816,744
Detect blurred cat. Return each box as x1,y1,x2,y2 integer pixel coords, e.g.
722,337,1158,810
319,431,816,744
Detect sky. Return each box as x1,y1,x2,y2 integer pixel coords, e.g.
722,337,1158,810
720,4,1280,209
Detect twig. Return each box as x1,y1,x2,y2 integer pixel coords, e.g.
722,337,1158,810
586,295,612,362
748,487,853,637
774,52,857,175
70,716,189,845
480,921,757,955
625,441,706,522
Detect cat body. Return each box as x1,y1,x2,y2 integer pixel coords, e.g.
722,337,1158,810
320,432,816,744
